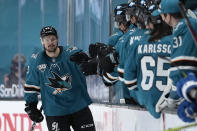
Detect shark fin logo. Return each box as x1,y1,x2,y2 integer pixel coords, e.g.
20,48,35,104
47,72,72,95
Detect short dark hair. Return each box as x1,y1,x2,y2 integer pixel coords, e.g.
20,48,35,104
170,12,183,19
149,21,172,42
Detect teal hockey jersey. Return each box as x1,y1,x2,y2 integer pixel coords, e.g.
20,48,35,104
103,25,137,100
108,30,123,46
124,34,172,118
169,18,197,99
103,24,137,83
116,28,149,81
24,46,92,116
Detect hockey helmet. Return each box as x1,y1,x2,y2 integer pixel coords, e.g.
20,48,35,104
40,26,58,38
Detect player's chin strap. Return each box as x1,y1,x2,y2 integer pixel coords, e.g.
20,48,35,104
30,106,43,131
178,1,197,46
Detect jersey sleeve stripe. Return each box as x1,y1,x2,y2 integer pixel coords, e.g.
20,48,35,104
24,84,40,92
171,56,197,62
124,79,137,84
169,66,197,72
171,56,197,68
117,67,124,79
24,84,40,89
24,87,41,92
124,79,137,89
117,67,124,73
124,79,137,90
118,76,124,82
171,60,197,67
128,85,137,90
103,75,118,84
24,90,40,94
105,72,118,81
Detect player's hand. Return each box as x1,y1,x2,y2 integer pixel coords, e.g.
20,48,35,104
156,86,181,112
99,51,119,73
89,42,106,58
70,51,90,65
177,100,197,122
80,58,98,76
24,103,44,123
176,72,197,103
156,96,182,112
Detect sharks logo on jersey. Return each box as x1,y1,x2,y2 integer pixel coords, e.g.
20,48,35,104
38,64,47,72
47,72,72,95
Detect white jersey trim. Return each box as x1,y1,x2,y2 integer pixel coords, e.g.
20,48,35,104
124,79,137,85
169,66,197,72
106,73,118,80
171,56,197,62
128,85,137,90
103,75,118,83
117,67,124,73
24,84,40,89
118,76,124,82
24,91,40,94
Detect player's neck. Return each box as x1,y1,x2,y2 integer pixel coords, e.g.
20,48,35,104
46,47,60,58
171,18,180,28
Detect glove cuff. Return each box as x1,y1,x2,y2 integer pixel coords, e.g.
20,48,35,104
25,102,37,108
182,81,197,102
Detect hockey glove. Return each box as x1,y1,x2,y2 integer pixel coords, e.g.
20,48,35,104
97,45,117,59
176,72,197,103
89,42,106,58
177,100,197,122
99,51,119,73
80,57,98,76
70,51,90,65
24,103,44,123
156,85,182,112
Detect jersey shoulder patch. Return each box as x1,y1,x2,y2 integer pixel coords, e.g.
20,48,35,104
66,46,78,52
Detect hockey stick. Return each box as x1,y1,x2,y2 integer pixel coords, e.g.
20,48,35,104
178,1,197,46
30,106,43,131
163,122,197,131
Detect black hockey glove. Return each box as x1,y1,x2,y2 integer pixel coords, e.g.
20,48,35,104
99,51,119,73
70,51,90,65
89,42,107,58
80,57,98,76
24,103,44,123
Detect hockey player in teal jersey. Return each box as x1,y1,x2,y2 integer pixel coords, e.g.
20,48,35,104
103,1,153,104
24,26,95,131
107,1,152,104
124,12,173,118
102,3,140,104
108,3,129,46
153,0,197,113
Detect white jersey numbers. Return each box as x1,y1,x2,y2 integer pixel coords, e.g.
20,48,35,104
141,56,170,91
173,36,182,48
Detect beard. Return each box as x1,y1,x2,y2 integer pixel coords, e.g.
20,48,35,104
44,44,58,52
